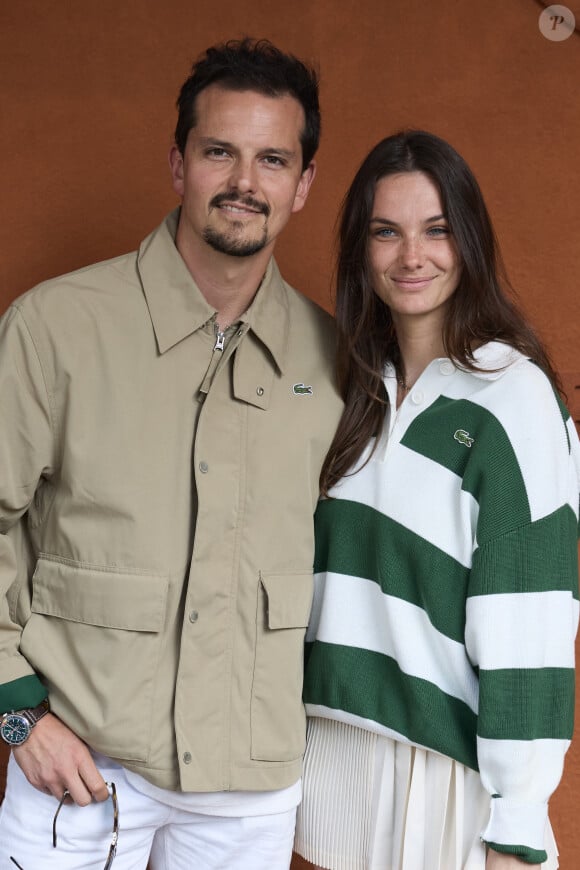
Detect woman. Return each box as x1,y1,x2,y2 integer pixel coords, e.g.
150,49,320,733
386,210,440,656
294,131,580,870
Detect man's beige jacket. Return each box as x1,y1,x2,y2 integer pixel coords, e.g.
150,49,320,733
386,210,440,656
0,211,343,792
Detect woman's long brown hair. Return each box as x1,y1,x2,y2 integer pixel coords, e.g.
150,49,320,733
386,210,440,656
320,131,560,496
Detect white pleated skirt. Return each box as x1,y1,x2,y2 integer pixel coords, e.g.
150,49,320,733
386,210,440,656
294,718,559,870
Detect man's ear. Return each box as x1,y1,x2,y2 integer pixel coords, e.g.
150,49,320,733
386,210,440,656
168,144,185,198
291,160,317,214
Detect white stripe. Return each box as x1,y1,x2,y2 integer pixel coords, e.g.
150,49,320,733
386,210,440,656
466,361,573,522
465,592,578,670
307,571,479,712
331,444,478,568
477,736,569,803
566,416,580,515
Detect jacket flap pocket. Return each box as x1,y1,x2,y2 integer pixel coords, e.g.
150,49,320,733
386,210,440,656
31,556,168,632
260,572,313,629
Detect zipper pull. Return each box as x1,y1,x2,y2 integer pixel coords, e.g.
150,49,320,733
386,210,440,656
214,330,226,352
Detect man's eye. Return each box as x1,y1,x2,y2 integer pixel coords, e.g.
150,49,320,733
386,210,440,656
206,148,229,158
262,155,285,166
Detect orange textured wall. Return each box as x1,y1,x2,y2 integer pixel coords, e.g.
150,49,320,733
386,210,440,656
1,0,579,865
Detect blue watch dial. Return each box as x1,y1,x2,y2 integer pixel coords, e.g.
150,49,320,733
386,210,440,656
1,714,31,745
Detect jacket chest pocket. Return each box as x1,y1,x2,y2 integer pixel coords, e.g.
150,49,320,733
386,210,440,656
251,571,313,762
22,555,169,763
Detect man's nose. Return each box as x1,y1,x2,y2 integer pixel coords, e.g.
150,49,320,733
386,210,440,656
228,158,258,194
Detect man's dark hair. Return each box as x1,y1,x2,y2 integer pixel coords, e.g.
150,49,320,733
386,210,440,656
174,38,320,170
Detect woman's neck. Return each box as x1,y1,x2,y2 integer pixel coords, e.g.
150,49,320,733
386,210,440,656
392,310,448,393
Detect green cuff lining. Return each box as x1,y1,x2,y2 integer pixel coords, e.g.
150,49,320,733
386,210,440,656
487,842,548,864
0,674,48,714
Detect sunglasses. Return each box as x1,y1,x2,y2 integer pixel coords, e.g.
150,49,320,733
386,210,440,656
10,781,118,870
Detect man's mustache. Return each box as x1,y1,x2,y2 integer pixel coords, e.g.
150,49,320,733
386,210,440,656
210,192,270,217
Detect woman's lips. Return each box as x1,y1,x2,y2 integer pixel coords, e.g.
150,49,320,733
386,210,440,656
391,276,435,289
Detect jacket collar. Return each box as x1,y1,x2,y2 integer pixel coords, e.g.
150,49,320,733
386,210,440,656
138,209,290,372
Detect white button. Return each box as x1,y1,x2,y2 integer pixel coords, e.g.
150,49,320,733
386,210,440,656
440,361,455,375
411,390,424,405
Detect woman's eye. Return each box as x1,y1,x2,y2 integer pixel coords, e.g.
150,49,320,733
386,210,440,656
373,227,397,238
427,225,450,237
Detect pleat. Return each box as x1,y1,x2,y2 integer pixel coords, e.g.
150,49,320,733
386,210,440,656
295,719,560,870
295,718,377,870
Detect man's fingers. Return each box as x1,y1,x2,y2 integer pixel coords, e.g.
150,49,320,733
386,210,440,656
13,714,108,805
79,759,109,802
61,777,93,807
88,778,111,803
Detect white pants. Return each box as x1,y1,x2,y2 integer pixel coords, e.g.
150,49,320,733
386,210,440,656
0,754,297,870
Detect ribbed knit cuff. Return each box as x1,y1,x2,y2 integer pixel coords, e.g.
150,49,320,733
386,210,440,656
0,674,48,714
481,798,549,864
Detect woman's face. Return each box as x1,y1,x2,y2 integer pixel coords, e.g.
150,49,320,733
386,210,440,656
368,171,462,330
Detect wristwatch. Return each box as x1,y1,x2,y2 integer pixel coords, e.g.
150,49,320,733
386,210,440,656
0,698,50,746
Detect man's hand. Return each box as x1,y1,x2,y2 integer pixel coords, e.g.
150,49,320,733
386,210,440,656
12,713,109,805
486,849,540,869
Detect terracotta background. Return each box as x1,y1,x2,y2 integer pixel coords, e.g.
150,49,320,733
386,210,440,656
0,0,579,865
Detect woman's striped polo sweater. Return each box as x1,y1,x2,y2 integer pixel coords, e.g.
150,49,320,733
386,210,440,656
304,342,580,864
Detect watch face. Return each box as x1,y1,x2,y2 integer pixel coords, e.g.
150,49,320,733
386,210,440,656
1,714,31,745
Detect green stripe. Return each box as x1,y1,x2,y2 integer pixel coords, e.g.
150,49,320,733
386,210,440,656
469,506,579,598
304,641,478,769
486,843,547,864
314,499,470,642
0,674,48,713
478,666,575,740
401,396,531,544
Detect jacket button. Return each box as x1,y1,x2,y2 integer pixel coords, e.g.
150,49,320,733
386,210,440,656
189,610,199,623
183,752,192,764
199,461,208,473
256,386,264,396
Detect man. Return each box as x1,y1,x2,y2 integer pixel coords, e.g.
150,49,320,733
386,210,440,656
0,38,342,868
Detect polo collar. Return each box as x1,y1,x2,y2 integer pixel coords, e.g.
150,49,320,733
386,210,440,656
468,341,522,379
137,209,290,372
383,341,522,383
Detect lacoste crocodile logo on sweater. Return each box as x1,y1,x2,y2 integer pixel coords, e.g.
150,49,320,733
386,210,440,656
293,383,313,396
454,429,474,447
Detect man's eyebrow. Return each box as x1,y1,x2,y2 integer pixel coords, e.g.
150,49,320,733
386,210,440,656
257,147,297,159
196,138,297,159
197,137,234,149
